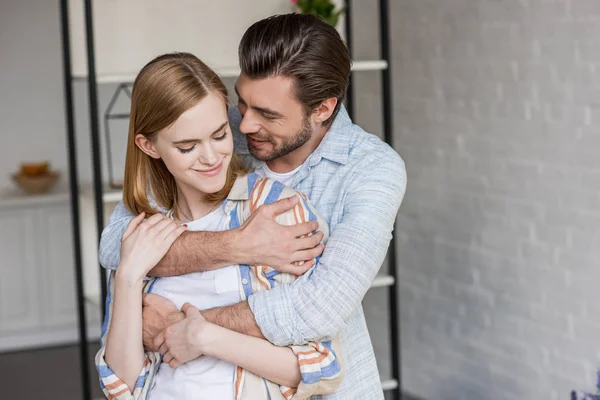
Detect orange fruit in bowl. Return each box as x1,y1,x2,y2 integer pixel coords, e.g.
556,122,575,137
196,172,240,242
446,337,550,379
20,162,50,177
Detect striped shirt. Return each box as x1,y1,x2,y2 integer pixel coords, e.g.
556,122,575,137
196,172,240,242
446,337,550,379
95,174,344,399
100,106,407,399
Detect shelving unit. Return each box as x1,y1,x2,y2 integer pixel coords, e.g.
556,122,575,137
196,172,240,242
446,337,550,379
59,0,400,398
71,60,389,84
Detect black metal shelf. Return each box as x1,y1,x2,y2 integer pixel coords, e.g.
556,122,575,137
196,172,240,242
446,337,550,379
59,1,401,398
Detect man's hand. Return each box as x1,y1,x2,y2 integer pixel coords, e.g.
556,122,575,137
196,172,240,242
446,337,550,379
239,196,324,275
155,303,209,369
142,293,184,351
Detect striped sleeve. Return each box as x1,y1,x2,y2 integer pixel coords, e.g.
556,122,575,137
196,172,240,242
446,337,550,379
279,337,344,399
247,178,344,397
94,272,161,399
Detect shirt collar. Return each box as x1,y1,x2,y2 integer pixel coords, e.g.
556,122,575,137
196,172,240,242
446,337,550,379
226,172,256,201
307,105,352,167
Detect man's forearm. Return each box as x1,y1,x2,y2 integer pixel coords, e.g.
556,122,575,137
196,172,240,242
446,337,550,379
201,301,264,339
148,229,240,277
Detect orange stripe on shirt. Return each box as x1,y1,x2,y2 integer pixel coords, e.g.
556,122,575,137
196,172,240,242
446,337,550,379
111,386,130,398
255,266,271,290
251,178,268,212
283,387,298,398
292,200,301,225
298,350,330,366
296,348,319,357
234,366,244,399
104,380,126,391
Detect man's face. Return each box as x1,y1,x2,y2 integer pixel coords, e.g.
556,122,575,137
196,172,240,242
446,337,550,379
235,74,313,162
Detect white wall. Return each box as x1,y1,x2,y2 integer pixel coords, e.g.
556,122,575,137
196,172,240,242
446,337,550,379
392,0,600,399
0,0,321,188
67,0,293,77
0,0,68,188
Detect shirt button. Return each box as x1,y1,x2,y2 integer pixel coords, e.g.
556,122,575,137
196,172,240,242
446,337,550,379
242,278,249,285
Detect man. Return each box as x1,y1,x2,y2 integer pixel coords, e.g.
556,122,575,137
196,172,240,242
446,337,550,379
99,13,406,399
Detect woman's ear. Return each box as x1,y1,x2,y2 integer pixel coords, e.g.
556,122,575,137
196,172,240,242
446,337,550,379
312,97,338,125
135,134,160,159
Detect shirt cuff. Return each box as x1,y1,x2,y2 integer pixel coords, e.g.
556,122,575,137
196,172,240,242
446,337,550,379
248,284,302,346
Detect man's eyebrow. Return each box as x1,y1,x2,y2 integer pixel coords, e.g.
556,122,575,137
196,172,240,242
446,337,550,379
172,121,228,145
234,85,283,118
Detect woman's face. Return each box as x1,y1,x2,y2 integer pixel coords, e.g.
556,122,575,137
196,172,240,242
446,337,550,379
137,92,233,197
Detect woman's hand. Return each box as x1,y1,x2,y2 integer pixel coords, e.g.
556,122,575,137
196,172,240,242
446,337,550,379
155,302,212,368
117,212,187,283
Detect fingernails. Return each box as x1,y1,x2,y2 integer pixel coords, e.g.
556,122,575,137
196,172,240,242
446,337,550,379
182,224,188,229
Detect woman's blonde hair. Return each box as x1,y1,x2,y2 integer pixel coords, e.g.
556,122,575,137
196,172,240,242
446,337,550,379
123,52,249,217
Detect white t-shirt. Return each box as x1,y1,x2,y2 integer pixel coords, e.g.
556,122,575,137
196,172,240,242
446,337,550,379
149,165,302,399
255,163,302,186
150,206,240,400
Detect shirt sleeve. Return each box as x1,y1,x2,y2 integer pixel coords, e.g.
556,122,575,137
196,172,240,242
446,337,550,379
279,338,344,399
242,178,343,397
248,153,407,345
98,201,135,270
95,272,161,399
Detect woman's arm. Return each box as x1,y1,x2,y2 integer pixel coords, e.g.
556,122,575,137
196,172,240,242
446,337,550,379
157,303,301,388
104,274,146,390
203,322,301,388
100,212,186,395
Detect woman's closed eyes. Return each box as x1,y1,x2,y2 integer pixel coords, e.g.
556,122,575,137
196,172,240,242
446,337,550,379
176,131,229,154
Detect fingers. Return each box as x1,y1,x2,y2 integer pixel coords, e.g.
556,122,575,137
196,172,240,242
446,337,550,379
293,232,324,251
261,196,298,217
122,212,145,240
163,351,174,363
169,359,181,369
142,293,161,307
286,221,320,239
153,331,165,351
159,341,169,356
181,302,199,316
143,212,168,228
153,217,176,235
279,259,315,276
142,293,177,309
163,224,187,246
293,244,324,264
167,311,185,325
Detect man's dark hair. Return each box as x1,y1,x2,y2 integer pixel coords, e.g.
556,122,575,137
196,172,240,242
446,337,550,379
238,13,351,125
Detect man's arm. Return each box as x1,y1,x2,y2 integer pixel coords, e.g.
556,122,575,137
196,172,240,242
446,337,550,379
201,153,406,344
201,301,263,338
99,198,320,277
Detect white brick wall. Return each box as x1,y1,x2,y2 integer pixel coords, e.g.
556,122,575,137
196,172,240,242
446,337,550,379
392,0,600,399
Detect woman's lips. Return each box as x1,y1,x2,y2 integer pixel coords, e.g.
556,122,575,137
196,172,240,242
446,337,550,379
193,162,222,176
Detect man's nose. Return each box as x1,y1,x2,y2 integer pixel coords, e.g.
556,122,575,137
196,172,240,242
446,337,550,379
239,112,261,135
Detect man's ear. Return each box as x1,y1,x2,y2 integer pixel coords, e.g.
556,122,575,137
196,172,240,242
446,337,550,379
312,97,338,125
135,134,160,159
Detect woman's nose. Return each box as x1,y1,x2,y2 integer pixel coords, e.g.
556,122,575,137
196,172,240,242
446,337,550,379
199,144,217,165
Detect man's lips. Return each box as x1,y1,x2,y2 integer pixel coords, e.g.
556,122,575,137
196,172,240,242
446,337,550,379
248,136,270,146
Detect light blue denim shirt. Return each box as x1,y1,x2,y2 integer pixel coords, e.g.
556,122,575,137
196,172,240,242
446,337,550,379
99,106,407,399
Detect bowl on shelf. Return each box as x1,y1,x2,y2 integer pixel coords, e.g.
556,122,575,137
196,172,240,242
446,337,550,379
12,170,60,195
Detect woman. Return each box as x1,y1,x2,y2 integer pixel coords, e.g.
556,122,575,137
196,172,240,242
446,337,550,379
95,52,343,400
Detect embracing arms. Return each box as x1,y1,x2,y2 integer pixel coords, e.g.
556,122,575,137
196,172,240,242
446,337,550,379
99,196,322,277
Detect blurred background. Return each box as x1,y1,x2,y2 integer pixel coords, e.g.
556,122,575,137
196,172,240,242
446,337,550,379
1,0,599,399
